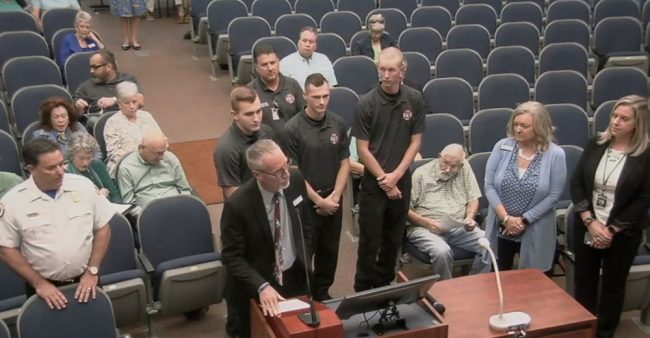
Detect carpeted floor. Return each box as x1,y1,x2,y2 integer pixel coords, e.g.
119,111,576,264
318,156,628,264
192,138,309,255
169,138,223,204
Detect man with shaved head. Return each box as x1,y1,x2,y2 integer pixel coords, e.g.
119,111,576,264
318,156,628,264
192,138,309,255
406,144,489,280
116,130,192,208
351,47,425,291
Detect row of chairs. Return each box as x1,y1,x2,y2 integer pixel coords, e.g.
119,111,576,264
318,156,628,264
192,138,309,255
0,195,226,336
0,8,77,46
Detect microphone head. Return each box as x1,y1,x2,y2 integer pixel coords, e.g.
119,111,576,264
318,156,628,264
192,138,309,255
478,237,490,249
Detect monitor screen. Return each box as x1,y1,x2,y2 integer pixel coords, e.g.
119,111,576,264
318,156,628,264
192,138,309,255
335,274,439,320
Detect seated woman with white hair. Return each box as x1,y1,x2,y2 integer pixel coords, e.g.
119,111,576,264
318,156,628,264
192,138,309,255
103,81,161,177
58,10,104,68
66,133,121,202
351,13,397,64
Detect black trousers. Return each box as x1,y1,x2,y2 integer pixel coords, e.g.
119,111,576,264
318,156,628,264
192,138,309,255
354,173,411,292
226,260,308,338
496,237,521,271
573,219,642,338
309,202,343,300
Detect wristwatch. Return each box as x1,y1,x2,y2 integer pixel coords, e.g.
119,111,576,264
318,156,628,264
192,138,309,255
583,215,596,227
87,266,99,276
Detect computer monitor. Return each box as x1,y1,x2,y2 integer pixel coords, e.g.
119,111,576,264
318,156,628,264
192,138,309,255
335,274,440,320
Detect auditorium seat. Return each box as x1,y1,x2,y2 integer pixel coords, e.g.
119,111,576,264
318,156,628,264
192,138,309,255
320,11,362,47
478,74,530,111
0,320,8,338
456,4,498,37
468,107,512,153
464,0,502,18
420,114,466,158
494,22,540,57
100,213,147,328
67,57,98,108
0,100,12,136
317,33,347,63
2,56,63,100
0,31,49,71
399,27,443,65
41,8,77,49
423,77,475,124
446,24,491,60
294,0,335,27
557,145,583,210
468,151,491,222
0,258,25,335
422,0,459,18
227,16,272,84
0,130,22,176
51,28,75,67
501,1,543,32
591,67,648,110
546,0,591,25
337,0,376,25
593,0,640,27
545,103,589,148
410,6,452,39
435,49,483,90
251,0,291,28
333,55,378,95
21,121,40,146
380,0,418,21
93,111,117,159
487,46,536,85
137,195,227,316
18,284,119,338
275,13,318,45
403,52,432,89
328,86,358,129
593,17,648,72
535,70,589,112
206,0,248,76
544,19,591,52
593,100,617,133
0,11,39,34
539,42,590,80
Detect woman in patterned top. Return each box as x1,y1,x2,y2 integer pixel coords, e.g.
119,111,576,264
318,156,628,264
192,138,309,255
32,96,90,157
483,101,567,272
103,81,161,177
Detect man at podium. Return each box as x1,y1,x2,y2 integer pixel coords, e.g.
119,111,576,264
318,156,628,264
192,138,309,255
221,139,313,338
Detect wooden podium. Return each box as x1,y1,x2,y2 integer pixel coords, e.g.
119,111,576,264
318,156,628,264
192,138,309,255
428,269,597,338
250,298,343,338
250,296,447,338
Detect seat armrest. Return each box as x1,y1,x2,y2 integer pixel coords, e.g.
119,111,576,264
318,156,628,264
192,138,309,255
562,248,576,264
138,252,155,273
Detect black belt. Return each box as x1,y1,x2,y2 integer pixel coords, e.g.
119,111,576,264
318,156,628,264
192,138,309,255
46,276,82,287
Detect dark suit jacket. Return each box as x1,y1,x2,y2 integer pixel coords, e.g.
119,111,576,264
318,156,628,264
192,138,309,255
570,136,650,232
220,168,313,297
351,32,396,59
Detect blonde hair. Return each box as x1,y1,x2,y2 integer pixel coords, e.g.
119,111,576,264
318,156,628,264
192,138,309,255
506,101,555,152
598,95,650,157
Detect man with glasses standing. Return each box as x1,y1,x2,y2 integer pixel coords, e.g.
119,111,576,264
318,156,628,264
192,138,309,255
406,144,489,280
220,139,313,338
74,50,144,115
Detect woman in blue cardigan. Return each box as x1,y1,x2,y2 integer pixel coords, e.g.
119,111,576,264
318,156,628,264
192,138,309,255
483,101,567,272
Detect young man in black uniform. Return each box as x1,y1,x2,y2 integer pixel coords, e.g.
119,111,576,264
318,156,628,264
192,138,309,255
248,44,305,133
351,47,425,292
214,86,275,199
280,73,350,301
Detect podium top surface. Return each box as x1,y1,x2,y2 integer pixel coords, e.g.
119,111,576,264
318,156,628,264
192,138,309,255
428,269,596,338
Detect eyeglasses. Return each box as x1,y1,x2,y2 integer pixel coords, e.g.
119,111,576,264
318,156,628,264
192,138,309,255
256,158,291,179
440,158,463,170
369,18,385,24
89,63,107,70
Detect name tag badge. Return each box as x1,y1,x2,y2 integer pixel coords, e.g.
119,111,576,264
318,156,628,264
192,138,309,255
260,102,269,108
500,144,514,151
293,195,303,207
271,107,280,120
88,43,96,48
596,193,607,208
27,212,39,218
70,192,80,203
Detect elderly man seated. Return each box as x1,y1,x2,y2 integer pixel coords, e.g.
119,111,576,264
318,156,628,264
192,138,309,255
406,144,490,280
116,130,192,208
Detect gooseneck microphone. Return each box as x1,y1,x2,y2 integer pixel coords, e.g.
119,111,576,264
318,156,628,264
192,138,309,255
293,196,320,327
478,238,531,332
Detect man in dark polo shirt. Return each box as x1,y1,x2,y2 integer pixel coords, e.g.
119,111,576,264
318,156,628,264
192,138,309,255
351,47,425,292
248,44,305,133
214,86,274,199
280,73,349,301
74,50,143,115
